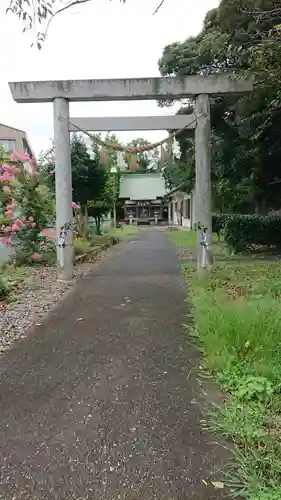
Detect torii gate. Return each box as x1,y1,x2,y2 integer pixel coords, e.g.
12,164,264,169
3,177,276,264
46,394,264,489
9,75,253,280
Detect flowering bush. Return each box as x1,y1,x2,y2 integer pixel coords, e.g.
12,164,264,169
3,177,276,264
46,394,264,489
0,148,55,264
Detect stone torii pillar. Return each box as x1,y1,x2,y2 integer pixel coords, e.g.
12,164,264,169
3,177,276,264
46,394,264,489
53,98,73,281
195,94,212,273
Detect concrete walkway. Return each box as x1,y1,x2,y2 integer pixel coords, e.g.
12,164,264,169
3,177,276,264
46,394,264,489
0,228,228,500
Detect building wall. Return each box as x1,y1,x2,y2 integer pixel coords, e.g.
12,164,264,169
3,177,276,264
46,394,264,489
168,189,195,228
0,124,35,158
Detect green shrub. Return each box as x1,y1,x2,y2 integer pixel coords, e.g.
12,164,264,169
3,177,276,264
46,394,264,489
0,267,11,299
73,238,93,256
212,213,230,240
73,235,119,257
224,214,281,253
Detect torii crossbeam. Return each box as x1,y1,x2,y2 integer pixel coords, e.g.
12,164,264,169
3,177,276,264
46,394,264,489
9,75,253,280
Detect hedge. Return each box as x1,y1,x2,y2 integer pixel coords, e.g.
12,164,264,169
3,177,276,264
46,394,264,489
224,214,281,253
212,213,230,240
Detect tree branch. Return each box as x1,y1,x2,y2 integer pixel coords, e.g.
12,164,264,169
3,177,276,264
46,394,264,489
242,7,281,22
153,0,165,15
45,0,93,37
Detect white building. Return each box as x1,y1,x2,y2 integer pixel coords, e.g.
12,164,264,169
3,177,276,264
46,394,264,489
167,187,195,229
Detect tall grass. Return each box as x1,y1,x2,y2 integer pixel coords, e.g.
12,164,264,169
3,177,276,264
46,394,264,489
168,229,197,249
181,259,281,499
192,288,281,382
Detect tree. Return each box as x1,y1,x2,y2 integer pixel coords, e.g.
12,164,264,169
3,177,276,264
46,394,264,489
0,147,55,264
124,138,151,173
39,134,108,234
6,0,165,48
71,134,106,212
158,0,281,213
90,133,122,231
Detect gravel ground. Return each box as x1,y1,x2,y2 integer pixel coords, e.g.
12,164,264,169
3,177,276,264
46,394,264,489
0,254,108,356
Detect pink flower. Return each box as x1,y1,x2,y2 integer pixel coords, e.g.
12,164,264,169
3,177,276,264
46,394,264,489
10,151,21,162
15,219,24,227
3,236,12,246
2,164,13,173
2,164,21,176
4,209,13,217
0,172,15,182
22,153,30,162
72,201,80,209
41,228,55,241
30,252,42,261
11,223,20,232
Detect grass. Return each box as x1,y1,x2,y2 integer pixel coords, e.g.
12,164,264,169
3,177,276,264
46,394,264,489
0,263,29,301
107,224,139,239
168,229,228,259
73,234,120,260
168,229,197,249
169,229,281,499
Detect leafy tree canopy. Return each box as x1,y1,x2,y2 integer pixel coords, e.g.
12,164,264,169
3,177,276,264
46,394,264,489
159,0,281,213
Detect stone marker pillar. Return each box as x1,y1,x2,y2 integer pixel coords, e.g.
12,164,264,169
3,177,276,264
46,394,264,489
168,202,171,225
195,93,212,273
53,97,73,281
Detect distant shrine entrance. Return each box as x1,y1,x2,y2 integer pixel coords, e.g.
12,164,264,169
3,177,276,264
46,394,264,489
9,75,253,279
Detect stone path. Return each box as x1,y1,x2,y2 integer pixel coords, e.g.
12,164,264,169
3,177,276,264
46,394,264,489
0,228,228,499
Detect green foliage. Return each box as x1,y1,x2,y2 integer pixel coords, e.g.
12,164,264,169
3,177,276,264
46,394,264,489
124,138,151,173
73,237,93,256
39,134,112,237
209,400,269,446
252,490,281,500
212,213,229,239
0,148,55,265
180,257,281,498
224,214,281,253
0,264,28,300
158,0,281,212
0,267,11,298
71,134,107,210
107,224,139,239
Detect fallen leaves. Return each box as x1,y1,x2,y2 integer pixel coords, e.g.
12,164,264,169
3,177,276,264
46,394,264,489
201,479,225,489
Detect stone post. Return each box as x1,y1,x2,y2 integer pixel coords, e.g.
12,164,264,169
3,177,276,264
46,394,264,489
195,94,212,273
168,202,171,225
53,97,73,281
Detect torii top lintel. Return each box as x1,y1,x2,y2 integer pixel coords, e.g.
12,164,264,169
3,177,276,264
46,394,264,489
9,74,253,104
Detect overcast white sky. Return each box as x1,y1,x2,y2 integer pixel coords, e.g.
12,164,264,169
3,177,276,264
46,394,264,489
1,0,219,155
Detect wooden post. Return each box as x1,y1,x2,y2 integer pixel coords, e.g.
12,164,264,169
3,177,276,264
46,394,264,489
195,94,212,274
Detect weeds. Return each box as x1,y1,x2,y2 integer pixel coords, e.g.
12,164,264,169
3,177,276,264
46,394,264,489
0,264,28,301
173,230,281,499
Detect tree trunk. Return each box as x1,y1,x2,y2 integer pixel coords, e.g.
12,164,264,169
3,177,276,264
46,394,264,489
83,204,88,238
95,216,101,235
